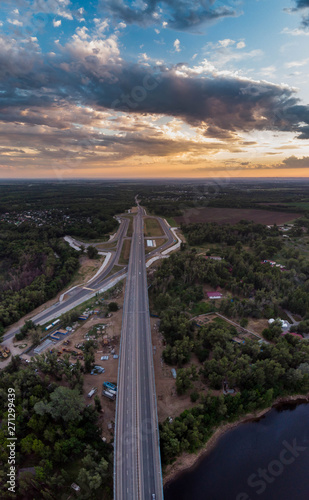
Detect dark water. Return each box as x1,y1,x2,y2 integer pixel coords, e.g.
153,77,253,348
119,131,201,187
164,403,309,500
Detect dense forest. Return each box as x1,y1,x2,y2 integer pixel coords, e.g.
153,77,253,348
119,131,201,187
0,355,113,499
0,225,79,334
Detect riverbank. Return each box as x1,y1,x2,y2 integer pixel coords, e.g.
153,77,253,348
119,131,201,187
163,393,309,486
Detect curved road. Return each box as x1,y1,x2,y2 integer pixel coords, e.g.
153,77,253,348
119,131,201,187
3,217,129,341
3,210,175,342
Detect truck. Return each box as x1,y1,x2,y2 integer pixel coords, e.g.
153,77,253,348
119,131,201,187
102,390,116,401
88,387,97,398
103,382,117,392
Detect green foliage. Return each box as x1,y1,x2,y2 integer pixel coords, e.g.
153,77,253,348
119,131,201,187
34,386,84,423
163,337,193,366
108,302,119,312
183,221,281,251
190,391,199,403
0,230,79,330
240,318,249,328
176,365,198,395
0,356,113,499
83,339,96,373
94,395,102,413
160,325,309,464
294,319,309,334
0,182,136,332
262,322,282,342
149,235,309,467
87,245,99,259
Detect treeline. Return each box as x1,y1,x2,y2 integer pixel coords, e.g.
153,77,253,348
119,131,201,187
182,220,281,254
0,354,113,499
0,225,79,332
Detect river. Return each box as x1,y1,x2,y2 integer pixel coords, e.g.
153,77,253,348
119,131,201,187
164,403,309,500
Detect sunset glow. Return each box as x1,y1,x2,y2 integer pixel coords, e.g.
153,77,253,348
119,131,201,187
1,0,309,178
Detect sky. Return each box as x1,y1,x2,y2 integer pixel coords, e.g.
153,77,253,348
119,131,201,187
1,0,309,179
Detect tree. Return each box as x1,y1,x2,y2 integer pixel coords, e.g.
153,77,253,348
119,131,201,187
190,391,199,403
84,350,95,373
108,301,119,312
34,386,84,423
94,395,102,413
262,324,282,342
176,366,198,395
30,328,41,347
87,246,98,259
240,318,249,328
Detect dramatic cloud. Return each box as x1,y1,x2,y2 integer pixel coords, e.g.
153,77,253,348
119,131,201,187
100,0,239,31
1,31,309,142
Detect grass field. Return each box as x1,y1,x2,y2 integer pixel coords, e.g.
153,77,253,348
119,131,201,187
144,217,165,237
119,239,131,265
175,207,301,225
165,217,177,227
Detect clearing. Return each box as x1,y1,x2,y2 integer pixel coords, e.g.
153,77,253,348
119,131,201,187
144,217,165,237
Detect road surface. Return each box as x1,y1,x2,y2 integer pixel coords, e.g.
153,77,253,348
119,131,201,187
114,204,164,500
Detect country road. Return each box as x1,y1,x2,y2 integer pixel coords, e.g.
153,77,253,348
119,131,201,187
114,203,163,500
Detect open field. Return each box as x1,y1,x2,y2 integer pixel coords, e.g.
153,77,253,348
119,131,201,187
175,207,301,225
144,217,165,237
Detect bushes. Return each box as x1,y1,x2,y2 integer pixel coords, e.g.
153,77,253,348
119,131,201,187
87,246,99,259
108,302,119,312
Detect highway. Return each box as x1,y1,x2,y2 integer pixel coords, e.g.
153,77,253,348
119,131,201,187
114,203,163,500
2,216,130,341
3,208,175,345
